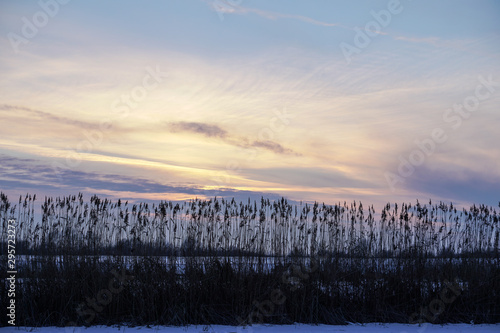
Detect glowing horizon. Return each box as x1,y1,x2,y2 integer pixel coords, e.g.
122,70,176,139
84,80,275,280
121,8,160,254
1,0,499,208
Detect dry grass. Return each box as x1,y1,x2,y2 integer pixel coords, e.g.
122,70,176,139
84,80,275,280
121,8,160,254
1,194,499,257
0,193,498,326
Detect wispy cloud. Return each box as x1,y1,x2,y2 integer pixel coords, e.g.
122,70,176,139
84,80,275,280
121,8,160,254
0,154,287,203
1,0,499,207
405,165,500,207
204,1,494,50
394,36,441,45
203,0,350,29
166,121,299,155
241,166,374,189
168,121,227,138
250,140,296,155
0,104,101,130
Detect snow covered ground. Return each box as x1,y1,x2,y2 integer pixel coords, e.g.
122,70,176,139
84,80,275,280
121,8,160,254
1,324,499,333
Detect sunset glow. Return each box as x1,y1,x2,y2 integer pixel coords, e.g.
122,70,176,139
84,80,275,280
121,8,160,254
1,0,499,207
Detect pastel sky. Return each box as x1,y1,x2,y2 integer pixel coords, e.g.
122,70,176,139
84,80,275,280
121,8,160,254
1,0,499,208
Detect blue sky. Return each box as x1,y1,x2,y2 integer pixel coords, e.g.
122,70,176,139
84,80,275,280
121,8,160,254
0,0,499,208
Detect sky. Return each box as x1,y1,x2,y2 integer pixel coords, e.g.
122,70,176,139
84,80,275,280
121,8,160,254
0,0,499,208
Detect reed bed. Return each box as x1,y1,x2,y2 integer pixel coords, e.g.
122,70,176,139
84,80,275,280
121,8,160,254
0,193,498,326
1,193,499,257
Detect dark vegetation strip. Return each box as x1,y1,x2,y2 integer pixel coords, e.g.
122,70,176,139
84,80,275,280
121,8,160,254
0,193,498,326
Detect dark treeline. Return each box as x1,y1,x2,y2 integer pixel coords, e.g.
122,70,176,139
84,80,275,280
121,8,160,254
0,193,499,326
